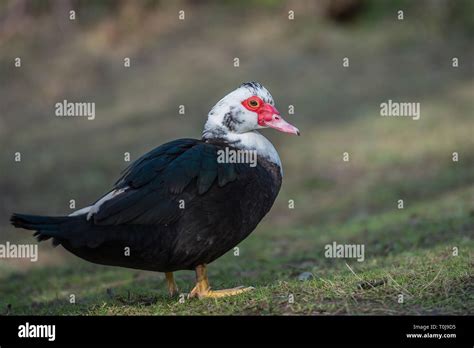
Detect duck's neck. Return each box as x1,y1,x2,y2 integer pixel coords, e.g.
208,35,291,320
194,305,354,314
203,128,282,174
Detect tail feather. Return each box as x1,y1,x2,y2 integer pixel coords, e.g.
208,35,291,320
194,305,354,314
10,213,68,244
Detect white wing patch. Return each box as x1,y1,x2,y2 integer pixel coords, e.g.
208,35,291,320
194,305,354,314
68,206,93,217
68,188,128,221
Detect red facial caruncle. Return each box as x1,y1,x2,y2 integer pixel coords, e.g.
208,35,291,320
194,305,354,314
242,96,300,136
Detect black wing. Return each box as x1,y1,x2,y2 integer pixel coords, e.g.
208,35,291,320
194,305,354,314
92,138,244,226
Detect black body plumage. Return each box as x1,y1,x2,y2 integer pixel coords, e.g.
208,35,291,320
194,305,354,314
11,138,282,272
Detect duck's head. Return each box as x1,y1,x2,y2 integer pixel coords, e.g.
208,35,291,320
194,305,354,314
203,82,300,139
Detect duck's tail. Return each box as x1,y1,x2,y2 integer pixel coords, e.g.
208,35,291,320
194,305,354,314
10,213,69,245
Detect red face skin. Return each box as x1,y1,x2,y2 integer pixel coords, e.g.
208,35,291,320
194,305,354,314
242,96,300,136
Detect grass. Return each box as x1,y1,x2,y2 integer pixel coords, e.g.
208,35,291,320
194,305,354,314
0,3,473,315
1,184,472,315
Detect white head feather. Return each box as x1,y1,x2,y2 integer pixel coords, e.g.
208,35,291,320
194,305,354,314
202,82,282,169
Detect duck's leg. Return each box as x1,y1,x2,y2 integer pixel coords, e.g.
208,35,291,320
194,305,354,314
165,272,179,297
188,264,254,299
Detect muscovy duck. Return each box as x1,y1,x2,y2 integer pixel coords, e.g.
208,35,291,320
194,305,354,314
11,82,299,298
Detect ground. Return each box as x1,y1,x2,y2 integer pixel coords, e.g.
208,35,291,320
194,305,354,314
1,180,473,315
0,2,473,315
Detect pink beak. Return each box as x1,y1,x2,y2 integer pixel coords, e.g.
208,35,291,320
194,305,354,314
258,104,300,136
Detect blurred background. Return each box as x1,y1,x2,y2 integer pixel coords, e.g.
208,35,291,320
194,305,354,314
0,0,473,314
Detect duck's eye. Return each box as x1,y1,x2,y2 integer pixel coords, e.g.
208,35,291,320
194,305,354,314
242,97,262,111
248,100,259,108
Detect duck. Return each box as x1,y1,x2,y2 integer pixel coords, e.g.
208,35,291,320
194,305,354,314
11,82,300,299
